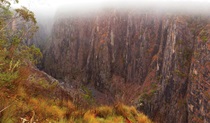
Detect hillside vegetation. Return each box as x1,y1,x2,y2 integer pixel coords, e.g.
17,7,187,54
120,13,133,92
0,0,152,123
0,66,152,123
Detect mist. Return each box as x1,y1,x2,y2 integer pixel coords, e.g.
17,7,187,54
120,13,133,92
16,0,210,20
55,0,210,13
13,0,210,36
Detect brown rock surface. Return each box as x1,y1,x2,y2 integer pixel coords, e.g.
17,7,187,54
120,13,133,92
40,10,210,123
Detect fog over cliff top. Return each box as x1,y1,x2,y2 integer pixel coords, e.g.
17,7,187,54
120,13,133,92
53,1,210,18
13,0,210,34
16,0,210,20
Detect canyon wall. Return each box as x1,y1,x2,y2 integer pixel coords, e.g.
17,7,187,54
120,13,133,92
41,10,210,123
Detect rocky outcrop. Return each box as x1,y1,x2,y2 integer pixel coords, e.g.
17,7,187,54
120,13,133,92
41,10,210,123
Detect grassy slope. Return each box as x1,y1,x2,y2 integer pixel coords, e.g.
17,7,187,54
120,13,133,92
0,65,152,123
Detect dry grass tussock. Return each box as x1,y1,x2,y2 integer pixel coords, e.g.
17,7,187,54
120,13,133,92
0,66,152,123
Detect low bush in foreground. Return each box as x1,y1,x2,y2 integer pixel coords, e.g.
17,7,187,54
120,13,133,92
0,67,152,123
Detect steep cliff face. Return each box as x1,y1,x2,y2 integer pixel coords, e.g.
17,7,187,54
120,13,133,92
187,23,210,122
42,10,210,123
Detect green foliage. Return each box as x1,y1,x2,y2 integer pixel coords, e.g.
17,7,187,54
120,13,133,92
0,49,20,85
200,30,208,43
0,0,42,86
174,69,187,78
139,89,157,103
151,83,157,89
15,6,37,24
19,45,43,64
156,75,162,81
201,35,208,43
81,86,95,105
0,72,18,84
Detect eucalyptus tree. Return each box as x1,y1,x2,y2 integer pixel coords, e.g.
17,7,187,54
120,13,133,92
0,0,42,84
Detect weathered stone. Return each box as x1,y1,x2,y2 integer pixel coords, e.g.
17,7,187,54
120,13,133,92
37,10,210,123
